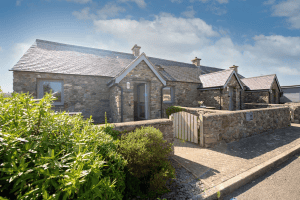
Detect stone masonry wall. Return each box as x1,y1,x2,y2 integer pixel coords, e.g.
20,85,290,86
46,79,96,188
118,60,163,122
202,107,290,148
244,91,269,104
162,81,200,118
109,85,122,123
111,119,174,157
198,89,222,109
13,71,113,123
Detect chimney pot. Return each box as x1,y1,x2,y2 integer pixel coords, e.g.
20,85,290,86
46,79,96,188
131,44,141,57
229,65,238,73
192,57,201,67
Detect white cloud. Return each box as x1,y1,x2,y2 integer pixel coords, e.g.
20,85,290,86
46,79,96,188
65,0,92,4
73,7,96,20
181,6,196,18
206,4,227,15
277,67,300,75
75,12,300,84
73,3,126,20
13,43,32,60
271,0,300,29
94,13,218,52
16,0,23,6
263,0,276,5
97,3,126,19
118,0,146,8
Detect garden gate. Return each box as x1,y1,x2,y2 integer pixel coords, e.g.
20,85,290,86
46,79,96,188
171,111,199,144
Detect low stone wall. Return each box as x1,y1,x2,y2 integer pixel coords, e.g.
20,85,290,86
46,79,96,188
202,107,290,148
180,106,231,116
288,103,300,123
112,119,174,157
244,103,300,123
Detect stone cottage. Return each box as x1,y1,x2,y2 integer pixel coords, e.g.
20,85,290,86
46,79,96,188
10,39,282,123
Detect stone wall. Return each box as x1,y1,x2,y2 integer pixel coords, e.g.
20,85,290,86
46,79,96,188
162,81,200,118
180,106,230,116
198,89,222,110
109,85,122,123
202,107,290,148
111,119,174,157
118,60,163,122
244,91,269,104
13,71,113,123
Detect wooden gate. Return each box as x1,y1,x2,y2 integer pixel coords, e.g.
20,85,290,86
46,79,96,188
171,111,198,144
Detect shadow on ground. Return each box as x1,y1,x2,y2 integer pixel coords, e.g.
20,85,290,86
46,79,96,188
213,124,300,160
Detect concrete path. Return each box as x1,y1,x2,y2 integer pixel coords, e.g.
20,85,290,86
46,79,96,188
172,123,300,199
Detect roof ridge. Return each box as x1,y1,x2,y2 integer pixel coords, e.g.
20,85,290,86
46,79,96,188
241,74,276,79
199,68,233,77
35,39,134,57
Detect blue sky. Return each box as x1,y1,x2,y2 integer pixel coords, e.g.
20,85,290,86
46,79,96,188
1,0,300,92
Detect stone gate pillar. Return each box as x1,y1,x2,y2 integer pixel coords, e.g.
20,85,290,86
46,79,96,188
236,88,241,110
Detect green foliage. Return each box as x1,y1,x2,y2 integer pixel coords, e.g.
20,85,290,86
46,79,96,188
166,106,183,117
117,126,176,199
217,191,221,198
0,92,127,199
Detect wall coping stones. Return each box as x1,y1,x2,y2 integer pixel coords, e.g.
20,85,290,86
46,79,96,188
112,118,172,128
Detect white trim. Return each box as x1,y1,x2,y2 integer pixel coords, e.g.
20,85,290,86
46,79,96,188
115,53,166,86
223,70,244,89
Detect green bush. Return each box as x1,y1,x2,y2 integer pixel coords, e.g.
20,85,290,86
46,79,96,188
117,126,175,199
0,90,127,199
166,106,183,117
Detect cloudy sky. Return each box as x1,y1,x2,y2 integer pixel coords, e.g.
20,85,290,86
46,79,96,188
1,0,300,92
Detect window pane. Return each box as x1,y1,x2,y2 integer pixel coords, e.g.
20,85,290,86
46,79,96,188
42,81,62,102
163,87,171,102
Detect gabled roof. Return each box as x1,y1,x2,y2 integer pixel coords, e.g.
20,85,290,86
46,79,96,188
241,74,280,91
113,53,166,86
10,39,226,83
199,69,243,89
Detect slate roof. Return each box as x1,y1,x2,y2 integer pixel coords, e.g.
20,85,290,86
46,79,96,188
199,69,235,88
241,74,276,90
11,39,225,83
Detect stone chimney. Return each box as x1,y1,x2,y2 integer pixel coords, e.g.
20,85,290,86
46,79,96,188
192,57,201,66
230,65,238,73
131,44,141,57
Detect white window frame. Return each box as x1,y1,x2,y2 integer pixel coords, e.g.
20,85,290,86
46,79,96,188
163,87,174,104
37,79,64,105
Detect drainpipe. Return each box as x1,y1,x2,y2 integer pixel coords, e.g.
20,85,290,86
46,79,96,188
116,85,123,122
219,88,222,110
161,87,164,118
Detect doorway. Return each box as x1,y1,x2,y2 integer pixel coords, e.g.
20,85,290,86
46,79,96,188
136,83,148,120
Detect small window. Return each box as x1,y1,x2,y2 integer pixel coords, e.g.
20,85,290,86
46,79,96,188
163,87,174,103
38,80,64,105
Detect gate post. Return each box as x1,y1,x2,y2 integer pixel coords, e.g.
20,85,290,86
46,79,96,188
199,112,204,147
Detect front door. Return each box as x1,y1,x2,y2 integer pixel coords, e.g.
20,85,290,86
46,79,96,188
137,83,148,120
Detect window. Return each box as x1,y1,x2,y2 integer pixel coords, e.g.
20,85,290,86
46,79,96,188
163,87,174,103
38,80,64,105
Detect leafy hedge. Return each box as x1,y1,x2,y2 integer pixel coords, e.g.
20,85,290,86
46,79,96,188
118,126,175,199
0,88,176,200
0,90,127,199
166,106,183,117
